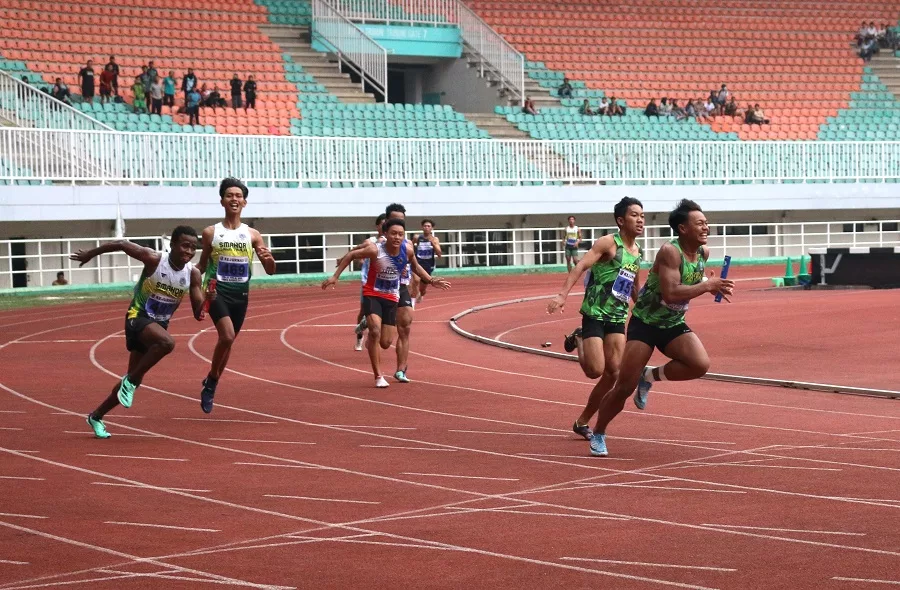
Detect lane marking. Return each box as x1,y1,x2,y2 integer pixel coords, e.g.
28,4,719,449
53,413,145,419
702,525,865,536
264,495,381,505
560,557,736,572
105,521,220,533
86,454,187,462
0,428,23,431
0,513,46,519
832,578,900,585
0,559,29,565
359,445,457,452
448,429,565,437
63,431,159,438
91,483,212,493
401,472,520,482
0,476,44,481
449,507,630,521
0,411,25,414
329,425,417,430
9,339,98,344
210,438,316,445
172,418,278,424
516,453,634,461
233,462,323,470
671,462,842,472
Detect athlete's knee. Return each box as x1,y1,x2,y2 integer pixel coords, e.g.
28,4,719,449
693,357,710,378
157,336,176,355
218,332,235,347
368,324,382,340
602,366,620,383
583,366,603,380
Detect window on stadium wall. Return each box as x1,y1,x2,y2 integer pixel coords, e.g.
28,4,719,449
716,226,770,236
270,235,324,274
461,231,511,267
843,222,898,233
537,230,559,266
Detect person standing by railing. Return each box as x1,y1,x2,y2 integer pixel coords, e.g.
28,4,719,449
77,59,95,104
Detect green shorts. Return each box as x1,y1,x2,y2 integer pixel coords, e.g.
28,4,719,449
565,246,579,258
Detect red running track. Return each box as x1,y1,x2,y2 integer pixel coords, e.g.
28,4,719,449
0,273,899,590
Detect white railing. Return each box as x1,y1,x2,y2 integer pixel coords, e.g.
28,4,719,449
329,0,457,25
455,2,524,106
0,70,112,133
0,128,899,185
312,0,389,100
3,220,899,288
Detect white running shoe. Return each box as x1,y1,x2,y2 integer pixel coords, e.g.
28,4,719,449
354,338,363,351
375,376,390,388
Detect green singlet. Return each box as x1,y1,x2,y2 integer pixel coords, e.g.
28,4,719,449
580,233,642,324
632,238,705,329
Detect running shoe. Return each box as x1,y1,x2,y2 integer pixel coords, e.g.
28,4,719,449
200,377,217,414
116,375,137,409
563,327,582,353
572,421,592,441
633,367,652,410
86,414,110,439
375,376,389,388
354,336,364,351
589,433,608,457
354,317,368,336
394,370,410,384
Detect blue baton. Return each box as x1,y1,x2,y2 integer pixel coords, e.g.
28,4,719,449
714,255,731,303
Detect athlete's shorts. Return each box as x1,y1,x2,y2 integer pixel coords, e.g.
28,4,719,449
416,259,435,274
626,315,692,353
209,291,249,334
581,315,626,340
565,246,579,258
397,284,413,308
363,295,398,326
125,316,169,353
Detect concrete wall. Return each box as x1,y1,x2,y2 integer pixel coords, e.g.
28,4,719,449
420,57,500,114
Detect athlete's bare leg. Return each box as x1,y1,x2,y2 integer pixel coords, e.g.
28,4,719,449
576,335,605,379
651,332,710,381
592,340,654,436
208,316,236,381
575,333,625,427
395,306,412,373
365,313,384,377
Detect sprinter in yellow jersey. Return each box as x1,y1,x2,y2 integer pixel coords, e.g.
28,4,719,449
563,215,581,272
71,227,209,438
197,178,275,413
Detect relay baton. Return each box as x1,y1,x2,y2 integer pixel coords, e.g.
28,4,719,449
200,279,217,318
714,255,731,303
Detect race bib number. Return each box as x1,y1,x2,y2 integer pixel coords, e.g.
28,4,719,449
374,269,400,294
216,255,249,283
417,243,433,259
145,294,178,320
611,268,636,302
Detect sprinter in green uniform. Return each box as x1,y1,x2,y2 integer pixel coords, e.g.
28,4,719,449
71,227,209,438
197,178,276,413
588,199,734,457
547,197,644,440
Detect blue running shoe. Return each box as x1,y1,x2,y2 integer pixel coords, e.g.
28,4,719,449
116,375,137,409
86,414,110,439
633,367,652,410
394,370,410,384
572,421,592,441
200,377,217,414
589,433,608,457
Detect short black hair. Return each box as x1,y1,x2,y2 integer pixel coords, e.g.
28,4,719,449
567,215,576,221
421,218,435,227
385,203,406,218
375,213,387,225
668,199,703,235
219,177,248,199
614,197,643,227
57,271,65,278
383,218,406,232
170,225,199,244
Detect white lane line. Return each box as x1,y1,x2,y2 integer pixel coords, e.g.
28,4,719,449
0,513,46,519
683,462,842,472
10,339,98,344
0,411,26,414
86,454,187,462
702,525,865,536
210,438,316,445
0,476,44,481
449,507,630,521
105,521,220,533
0,427,23,431
401,472,520,482
264,495,380,505
233,462,323,470
831,496,900,504
560,557,736,572
172,418,277,424
642,439,737,445
833,577,900,585
329,425,417,430
359,445,457,452
448,429,565,437
91,482,212,493
0,559,29,565
64,431,160,438
53,413,146,419
8,450,39,454
516,453,634,461
611,484,747,494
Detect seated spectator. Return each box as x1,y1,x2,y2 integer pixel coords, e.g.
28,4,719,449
886,26,899,50
131,76,147,114
579,99,594,116
859,36,877,61
857,21,868,44
607,97,624,116
558,77,573,99
685,99,697,119
671,99,687,121
523,97,538,116
644,98,659,117
596,97,608,115
866,22,878,39
52,272,68,286
51,78,72,105
703,96,715,119
658,97,672,117
743,104,755,124
204,86,227,110
724,96,741,118
749,103,769,125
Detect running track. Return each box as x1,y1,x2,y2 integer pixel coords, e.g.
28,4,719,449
0,270,898,590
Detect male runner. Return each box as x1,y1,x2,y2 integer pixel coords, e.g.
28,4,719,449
338,213,386,351
72,227,209,438
588,199,734,457
563,216,581,272
547,197,644,440
197,178,276,413
384,203,415,384
322,218,450,387
411,218,442,305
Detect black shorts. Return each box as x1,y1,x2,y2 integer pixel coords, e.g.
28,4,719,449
397,284,413,308
363,295,398,326
626,315,692,353
125,316,168,353
416,258,435,274
580,315,626,340
209,291,249,334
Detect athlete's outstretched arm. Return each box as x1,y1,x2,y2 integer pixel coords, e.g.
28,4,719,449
431,235,443,257
251,229,276,275
547,235,614,314
70,240,160,269
407,244,450,290
188,266,214,320
337,237,376,265
657,243,733,302
322,241,377,289
196,226,215,274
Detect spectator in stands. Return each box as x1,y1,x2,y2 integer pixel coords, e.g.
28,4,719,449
138,65,151,106
558,77,573,99
163,71,176,108
230,74,243,109
187,86,202,126
579,99,594,116
204,85,227,110
684,99,697,120
596,97,608,115
866,22,878,39
149,75,164,116
143,64,156,107
857,21,869,44
671,99,687,121
644,98,659,117
607,97,623,117
724,96,740,118
244,75,258,111
658,97,671,117
886,26,898,50
131,76,147,114
99,64,115,104
703,95,715,119
749,103,769,125
78,59,95,104
523,96,538,116
743,104,755,124
52,271,68,286
106,56,119,96
715,84,729,114
182,68,198,102
859,36,877,61
51,78,72,106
